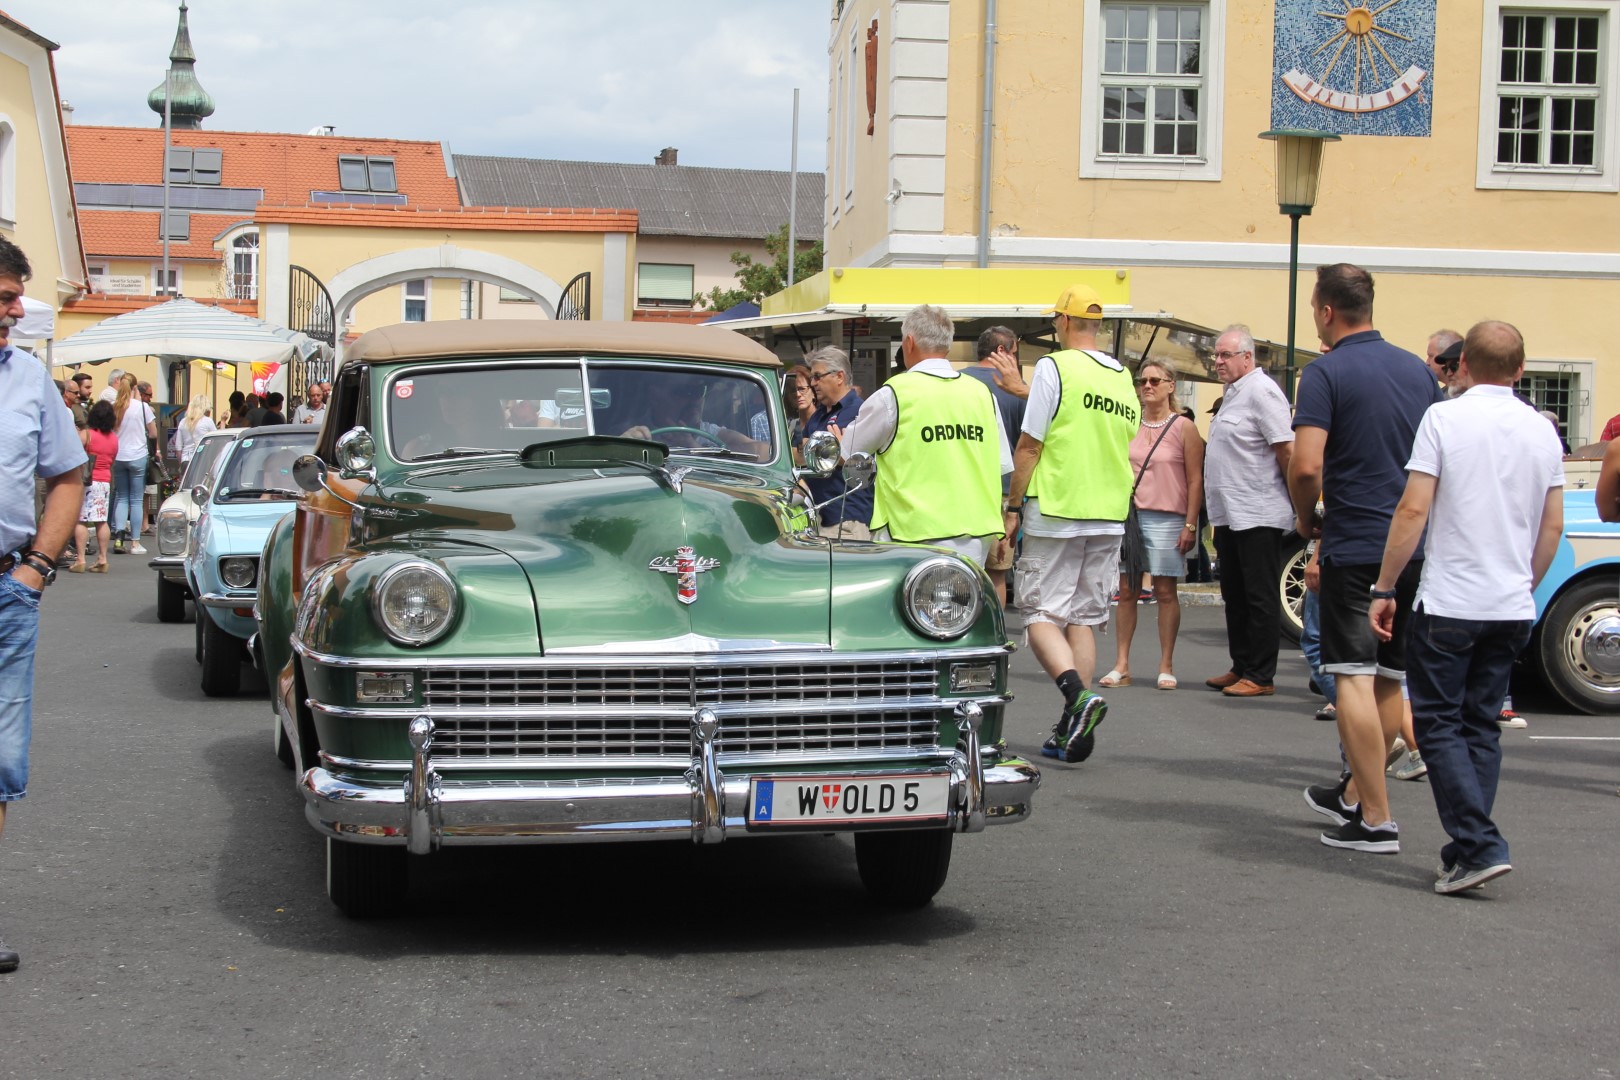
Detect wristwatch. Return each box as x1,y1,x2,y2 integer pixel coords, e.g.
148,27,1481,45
1369,585,1397,600
1005,506,1024,519
20,550,57,586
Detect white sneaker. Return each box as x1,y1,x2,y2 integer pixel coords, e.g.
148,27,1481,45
129,542,147,555
1497,710,1527,729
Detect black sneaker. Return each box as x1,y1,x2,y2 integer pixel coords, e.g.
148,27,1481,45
1320,811,1400,853
0,930,17,974
1435,862,1512,895
1303,775,1356,826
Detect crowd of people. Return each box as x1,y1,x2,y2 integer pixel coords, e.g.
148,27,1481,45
793,272,1571,898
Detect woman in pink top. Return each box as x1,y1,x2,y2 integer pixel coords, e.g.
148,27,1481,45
1099,360,1205,690
70,400,119,573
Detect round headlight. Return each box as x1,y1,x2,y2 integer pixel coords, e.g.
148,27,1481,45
219,556,258,590
335,427,377,476
372,560,457,646
901,557,983,640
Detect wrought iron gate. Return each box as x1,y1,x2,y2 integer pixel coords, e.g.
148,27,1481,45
556,271,591,321
289,264,336,396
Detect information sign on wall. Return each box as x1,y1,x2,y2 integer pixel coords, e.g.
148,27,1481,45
1271,0,1436,136
105,275,146,295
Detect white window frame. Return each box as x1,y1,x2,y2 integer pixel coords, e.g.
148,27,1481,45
635,262,695,308
845,29,860,205
1478,0,1620,191
1519,357,1594,444
459,279,474,319
86,263,108,292
150,265,181,297
834,54,848,217
0,116,15,227
229,230,258,301
403,278,427,322
1080,0,1226,181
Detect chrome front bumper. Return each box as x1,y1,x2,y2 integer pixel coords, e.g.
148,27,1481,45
148,555,188,583
195,590,256,610
301,702,1040,852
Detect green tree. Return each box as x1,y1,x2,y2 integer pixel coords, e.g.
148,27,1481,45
702,224,824,311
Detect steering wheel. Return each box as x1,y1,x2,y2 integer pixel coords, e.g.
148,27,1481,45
649,425,726,448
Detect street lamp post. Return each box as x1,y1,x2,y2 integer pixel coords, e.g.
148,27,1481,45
1259,129,1339,398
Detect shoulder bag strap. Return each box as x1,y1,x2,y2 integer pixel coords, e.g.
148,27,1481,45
1131,416,1178,496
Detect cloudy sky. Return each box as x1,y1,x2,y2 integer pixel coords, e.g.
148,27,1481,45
10,0,832,172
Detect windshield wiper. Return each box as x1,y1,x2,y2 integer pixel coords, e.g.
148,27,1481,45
675,445,763,460
411,447,512,462
220,487,299,500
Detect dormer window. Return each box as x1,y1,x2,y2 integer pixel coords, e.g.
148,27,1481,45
166,146,222,185
339,155,398,193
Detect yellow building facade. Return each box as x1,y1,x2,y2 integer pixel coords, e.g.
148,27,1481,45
824,0,1619,442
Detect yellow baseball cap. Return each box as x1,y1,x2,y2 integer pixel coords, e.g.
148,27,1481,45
1048,283,1105,320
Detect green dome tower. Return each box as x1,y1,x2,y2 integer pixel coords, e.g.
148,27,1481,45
147,3,215,129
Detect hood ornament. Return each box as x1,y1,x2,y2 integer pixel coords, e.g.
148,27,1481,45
649,546,719,604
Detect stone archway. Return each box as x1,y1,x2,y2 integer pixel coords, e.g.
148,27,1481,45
327,245,565,330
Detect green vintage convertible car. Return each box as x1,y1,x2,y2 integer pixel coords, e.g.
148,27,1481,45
257,320,1038,916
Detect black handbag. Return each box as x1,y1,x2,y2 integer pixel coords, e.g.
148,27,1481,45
1121,417,1178,575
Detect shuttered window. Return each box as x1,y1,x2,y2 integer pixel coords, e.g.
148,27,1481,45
637,263,694,307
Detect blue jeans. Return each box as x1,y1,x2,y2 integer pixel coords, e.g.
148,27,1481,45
111,456,147,537
1405,608,1532,871
0,573,43,800
1301,589,1337,705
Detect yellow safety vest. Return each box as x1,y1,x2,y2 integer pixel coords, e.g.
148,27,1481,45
872,369,1004,543
1026,349,1137,522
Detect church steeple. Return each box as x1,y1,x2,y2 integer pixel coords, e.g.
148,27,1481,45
147,3,215,129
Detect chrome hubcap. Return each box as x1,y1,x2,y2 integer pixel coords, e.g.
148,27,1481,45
1570,605,1620,684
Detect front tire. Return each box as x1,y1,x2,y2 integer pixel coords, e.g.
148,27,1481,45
199,609,242,697
1536,577,1620,714
327,838,408,918
855,829,953,908
1278,535,1309,645
156,576,186,623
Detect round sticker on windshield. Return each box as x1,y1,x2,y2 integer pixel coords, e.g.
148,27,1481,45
396,380,414,400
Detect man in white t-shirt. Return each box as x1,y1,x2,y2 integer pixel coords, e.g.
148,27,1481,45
292,381,327,426
97,368,125,403
1369,320,1564,896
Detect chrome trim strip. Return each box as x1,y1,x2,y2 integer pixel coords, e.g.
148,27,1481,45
147,556,184,570
318,744,957,772
546,634,827,655
310,693,1008,722
197,590,257,609
299,753,1038,846
293,638,1013,670
1564,532,1620,540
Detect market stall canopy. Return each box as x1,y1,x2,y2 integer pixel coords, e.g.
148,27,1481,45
48,298,331,368
14,296,55,342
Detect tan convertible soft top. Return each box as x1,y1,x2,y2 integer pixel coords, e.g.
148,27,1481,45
345,320,782,369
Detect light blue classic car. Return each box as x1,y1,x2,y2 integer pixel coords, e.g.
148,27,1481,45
1529,483,1620,714
151,428,238,623
185,424,318,696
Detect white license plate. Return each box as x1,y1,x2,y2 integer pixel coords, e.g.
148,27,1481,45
747,774,951,827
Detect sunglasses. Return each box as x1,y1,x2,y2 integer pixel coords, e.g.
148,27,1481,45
808,371,839,383
1135,376,1169,387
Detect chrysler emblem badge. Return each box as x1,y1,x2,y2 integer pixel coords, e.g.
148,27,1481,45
649,547,719,604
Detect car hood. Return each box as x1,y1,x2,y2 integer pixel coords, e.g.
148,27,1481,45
374,462,830,652
200,499,300,554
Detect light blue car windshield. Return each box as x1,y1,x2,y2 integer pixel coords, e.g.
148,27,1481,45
216,432,319,501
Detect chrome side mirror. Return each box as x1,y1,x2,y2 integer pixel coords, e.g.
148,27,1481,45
797,430,841,479
334,426,377,482
843,452,875,491
291,454,327,494
190,485,209,504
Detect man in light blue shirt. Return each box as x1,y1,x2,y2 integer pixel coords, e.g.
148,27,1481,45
0,236,85,975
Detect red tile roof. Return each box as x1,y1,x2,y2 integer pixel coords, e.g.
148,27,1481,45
253,205,636,232
78,209,223,260
65,125,461,208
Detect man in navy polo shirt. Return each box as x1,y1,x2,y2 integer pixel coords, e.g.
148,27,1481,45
1289,263,1444,856
801,346,873,539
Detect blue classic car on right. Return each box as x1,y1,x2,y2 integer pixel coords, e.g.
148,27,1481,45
1530,481,1620,714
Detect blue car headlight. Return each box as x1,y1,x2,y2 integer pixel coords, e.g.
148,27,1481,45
219,556,258,590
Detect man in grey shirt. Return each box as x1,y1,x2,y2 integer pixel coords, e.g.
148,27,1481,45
1203,325,1295,697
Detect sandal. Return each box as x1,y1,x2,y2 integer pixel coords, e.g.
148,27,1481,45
88,562,109,574
1157,674,1177,690
1098,670,1132,688
67,563,86,573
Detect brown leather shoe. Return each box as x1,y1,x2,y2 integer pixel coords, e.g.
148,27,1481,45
1205,671,1242,690
1222,678,1276,697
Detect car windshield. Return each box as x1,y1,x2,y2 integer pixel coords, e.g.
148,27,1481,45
181,435,231,487
214,431,318,501
388,362,775,464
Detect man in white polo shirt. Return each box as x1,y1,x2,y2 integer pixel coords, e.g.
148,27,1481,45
1368,320,1564,896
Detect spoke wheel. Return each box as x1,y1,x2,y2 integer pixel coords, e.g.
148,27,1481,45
1278,535,1309,645
855,829,953,908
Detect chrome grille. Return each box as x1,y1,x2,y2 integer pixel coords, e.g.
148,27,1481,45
420,661,945,761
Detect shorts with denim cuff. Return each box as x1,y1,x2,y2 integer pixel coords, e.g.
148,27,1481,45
1318,558,1422,680
0,573,43,800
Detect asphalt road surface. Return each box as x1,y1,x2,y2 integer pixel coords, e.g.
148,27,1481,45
3,565,1617,1079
